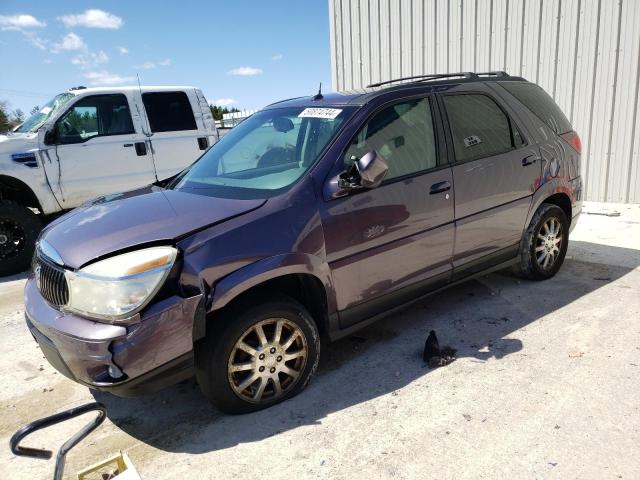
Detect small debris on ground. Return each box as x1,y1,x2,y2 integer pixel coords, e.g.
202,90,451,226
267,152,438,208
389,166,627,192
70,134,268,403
423,330,457,368
568,351,584,358
463,414,471,421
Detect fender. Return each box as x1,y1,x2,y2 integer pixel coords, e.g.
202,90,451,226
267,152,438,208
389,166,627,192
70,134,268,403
526,175,580,227
208,251,336,316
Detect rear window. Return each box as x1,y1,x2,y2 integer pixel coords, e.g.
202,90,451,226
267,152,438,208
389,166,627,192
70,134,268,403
501,82,572,134
142,91,197,132
443,94,515,162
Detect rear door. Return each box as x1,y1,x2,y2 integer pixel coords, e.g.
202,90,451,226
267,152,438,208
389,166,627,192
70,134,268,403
438,85,540,274
320,96,455,328
50,92,155,208
141,90,209,181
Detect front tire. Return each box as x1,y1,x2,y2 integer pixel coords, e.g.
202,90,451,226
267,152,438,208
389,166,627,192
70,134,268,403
195,295,320,414
516,203,569,280
0,200,42,276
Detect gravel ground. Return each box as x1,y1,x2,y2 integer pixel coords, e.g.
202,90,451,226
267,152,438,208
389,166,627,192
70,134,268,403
1,201,639,479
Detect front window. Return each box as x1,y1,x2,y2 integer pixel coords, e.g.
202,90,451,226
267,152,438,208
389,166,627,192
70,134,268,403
15,92,75,133
55,94,134,144
171,106,355,199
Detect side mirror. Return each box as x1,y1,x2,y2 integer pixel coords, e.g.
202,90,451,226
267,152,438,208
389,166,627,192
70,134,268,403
353,150,389,188
330,150,389,198
43,128,57,146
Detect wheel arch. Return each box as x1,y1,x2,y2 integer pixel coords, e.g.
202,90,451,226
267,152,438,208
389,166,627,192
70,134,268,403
197,253,335,342
527,181,574,227
0,175,43,212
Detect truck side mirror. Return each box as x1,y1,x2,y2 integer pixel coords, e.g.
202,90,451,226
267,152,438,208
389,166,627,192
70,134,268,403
44,128,57,146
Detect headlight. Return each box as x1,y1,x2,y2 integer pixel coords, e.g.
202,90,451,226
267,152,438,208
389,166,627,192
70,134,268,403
65,246,177,322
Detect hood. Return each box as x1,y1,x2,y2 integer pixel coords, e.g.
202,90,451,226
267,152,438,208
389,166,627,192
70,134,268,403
41,186,266,268
0,132,38,157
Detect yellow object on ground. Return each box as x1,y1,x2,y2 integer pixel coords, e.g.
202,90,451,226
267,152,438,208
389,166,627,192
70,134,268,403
77,451,141,480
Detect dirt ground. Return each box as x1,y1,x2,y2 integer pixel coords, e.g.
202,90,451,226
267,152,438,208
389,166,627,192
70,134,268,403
1,201,639,479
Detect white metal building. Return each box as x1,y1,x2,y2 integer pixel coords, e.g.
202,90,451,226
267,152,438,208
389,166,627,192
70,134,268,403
328,0,640,203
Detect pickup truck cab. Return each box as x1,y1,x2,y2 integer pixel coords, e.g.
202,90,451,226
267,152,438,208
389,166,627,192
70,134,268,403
0,85,217,275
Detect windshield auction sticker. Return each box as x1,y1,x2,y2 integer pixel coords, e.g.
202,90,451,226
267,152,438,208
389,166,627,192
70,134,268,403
298,108,343,119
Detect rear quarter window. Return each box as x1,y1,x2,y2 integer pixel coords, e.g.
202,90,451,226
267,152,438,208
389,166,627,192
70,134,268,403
500,82,572,134
142,91,197,132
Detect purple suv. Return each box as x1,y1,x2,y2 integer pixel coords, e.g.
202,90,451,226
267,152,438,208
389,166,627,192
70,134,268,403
25,72,582,413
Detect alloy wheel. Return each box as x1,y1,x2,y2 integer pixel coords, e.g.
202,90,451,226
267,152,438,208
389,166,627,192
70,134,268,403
0,219,26,260
227,318,308,404
535,216,563,270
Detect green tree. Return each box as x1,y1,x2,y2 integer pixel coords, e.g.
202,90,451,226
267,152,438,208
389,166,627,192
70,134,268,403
12,108,25,124
30,105,40,116
210,105,240,121
0,101,11,132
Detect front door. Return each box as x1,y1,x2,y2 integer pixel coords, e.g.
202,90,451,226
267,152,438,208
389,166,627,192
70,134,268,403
439,89,540,272
321,97,455,328
51,93,155,209
141,90,206,181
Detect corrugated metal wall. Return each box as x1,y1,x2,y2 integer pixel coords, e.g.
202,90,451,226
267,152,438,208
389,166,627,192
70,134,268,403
329,0,640,203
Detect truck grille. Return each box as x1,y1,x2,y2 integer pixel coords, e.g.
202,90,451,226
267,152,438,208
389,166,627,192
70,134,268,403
34,256,69,307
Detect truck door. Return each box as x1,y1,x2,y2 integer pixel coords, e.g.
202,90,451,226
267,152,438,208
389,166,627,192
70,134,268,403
140,90,209,181
48,93,156,209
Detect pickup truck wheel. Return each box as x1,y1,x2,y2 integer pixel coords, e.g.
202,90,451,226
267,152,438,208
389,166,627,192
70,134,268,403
195,295,320,414
516,203,569,280
0,201,42,276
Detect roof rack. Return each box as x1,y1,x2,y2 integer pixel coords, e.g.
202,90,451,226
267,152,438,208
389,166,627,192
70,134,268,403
366,71,511,88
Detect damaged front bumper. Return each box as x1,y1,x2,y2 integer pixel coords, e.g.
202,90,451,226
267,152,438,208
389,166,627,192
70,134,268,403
24,278,202,396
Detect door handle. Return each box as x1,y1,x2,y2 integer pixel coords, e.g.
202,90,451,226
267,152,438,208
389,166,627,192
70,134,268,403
134,142,147,156
429,181,451,195
522,155,539,166
197,137,209,150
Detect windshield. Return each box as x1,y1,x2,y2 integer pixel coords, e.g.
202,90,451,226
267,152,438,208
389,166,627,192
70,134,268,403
15,92,75,133
171,106,354,199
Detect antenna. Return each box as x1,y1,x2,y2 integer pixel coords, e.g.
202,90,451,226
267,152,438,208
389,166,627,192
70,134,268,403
312,82,323,101
136,73,152,138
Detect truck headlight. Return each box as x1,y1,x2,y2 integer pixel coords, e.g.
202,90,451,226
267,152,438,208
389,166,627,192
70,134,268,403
65,246,177,322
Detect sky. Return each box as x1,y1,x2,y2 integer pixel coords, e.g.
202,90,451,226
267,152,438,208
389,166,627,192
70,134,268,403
0,1,332,115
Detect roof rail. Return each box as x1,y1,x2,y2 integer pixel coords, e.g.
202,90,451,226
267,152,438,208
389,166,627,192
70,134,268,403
367,72,477,88
366,71,512,88
475,71,509,77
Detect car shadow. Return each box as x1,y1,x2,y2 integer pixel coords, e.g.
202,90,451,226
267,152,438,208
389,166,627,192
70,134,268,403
92,241,639,454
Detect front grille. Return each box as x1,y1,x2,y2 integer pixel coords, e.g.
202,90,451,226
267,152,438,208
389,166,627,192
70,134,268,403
34,256,69,307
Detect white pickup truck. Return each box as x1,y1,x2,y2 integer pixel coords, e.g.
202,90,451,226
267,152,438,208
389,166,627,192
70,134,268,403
0,85,218,275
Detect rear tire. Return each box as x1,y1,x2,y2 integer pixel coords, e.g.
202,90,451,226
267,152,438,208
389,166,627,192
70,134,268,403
195,295,320,414
0,200,42,276
516,203,569,280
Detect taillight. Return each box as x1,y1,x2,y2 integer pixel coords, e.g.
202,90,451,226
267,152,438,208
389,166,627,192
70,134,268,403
560,131,582,154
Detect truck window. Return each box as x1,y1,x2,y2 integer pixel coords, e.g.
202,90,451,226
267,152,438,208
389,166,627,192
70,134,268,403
56,94,134,144
142,91,197,132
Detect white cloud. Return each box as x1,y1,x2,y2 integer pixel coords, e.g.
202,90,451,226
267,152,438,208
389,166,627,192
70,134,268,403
118,46,128,54
59,9,123,29
21,30,48,50
271,54,283,61
72,50,109,68
227,66,263,76
212,98,237,107
135,59,171,70
135,61,156,70
52,32,86,52
83,70,134,86
0,14,46,30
